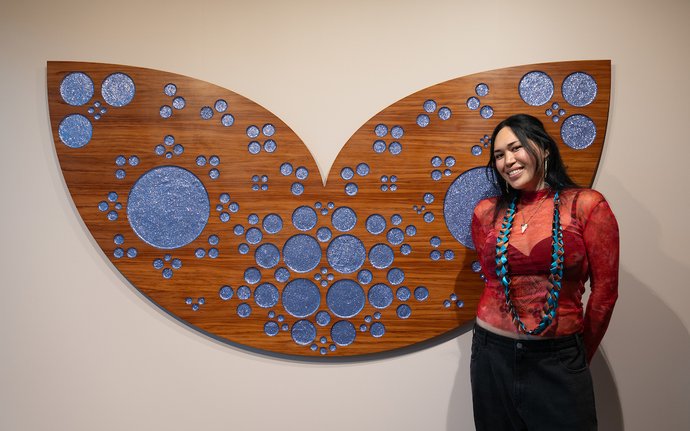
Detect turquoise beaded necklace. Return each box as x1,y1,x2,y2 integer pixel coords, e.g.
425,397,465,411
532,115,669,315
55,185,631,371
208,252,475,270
494,190,564,335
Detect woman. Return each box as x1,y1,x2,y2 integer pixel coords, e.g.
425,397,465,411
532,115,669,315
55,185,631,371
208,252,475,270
470,114,618,430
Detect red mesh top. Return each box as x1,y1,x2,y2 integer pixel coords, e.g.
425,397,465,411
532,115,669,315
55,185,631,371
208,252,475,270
471,188,619,361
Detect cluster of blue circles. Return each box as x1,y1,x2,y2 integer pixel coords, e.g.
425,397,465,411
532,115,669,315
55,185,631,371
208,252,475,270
155,135,184,159
216,192,240,223
279,162,308,196
418,99,452,128
58,71,134,148
372,123,403,156
251,174,269,191
195,154,221,180
195,235,220,259
518,70,598,149
378,174,398,192
112,233,137,260
185,297,205,311
153,254,183,279
428,236,455,261
472,134,491,156
465,83,493,119
340,163,370,196
430,155,456,181
160,82,185,118
247,124,277,154
98,191,122,221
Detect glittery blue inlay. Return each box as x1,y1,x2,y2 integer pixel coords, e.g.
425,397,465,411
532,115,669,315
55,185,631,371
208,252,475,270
214,99,228,112
432,170,442,180
438,107,451,120
387,268,405,285
291,320,316,345
373,140,386,153
369,243,394,269
236,286,251,300
263,139,276,152
327,280,365,318
60,72,94,106
242,266,261,285
396,286,411,301
283,278,320,317
172,97,185,110
417,114,430,127
164,83,176,96
561,114,596,150
248,141,261,154
562,72,597,107
444,250,455,260
467,97,480,110
444,166,500,249
101,73,135,107
345,183,358,196
283,234,321,273
397,304,411,319
391,126,404,139
471,145,483,156
127,166,209,249
389,142,402,155
221,114,234,127
248,214,259,225
519,71,554,106
254,283,280,308
480,105,494,119
424,99,437,112
114,248,124,259
265,321,279,336
431,156,442,167
365,214,386,235
430,236,441,247
274,267,290,283
262,124,275,136
430,250,441,260
317,227,332,242
292,206,318,231
476,83,489,97
341,167,354,180
386,228,404,245
331,207,357,232
358,269,373,285
414,286,429,301
238,243,250,254
255,243,280,269
326,235,366,274
291,183,304,195
391,214,402,225
331,320,356,346
370,322,385,338
316,311,331,326
237,303,252,318
374,124,388,137
58,114,93,148
246,227,263,245
219,285,234,300
280,163,293,176
368,283,393,309
261,214,282,234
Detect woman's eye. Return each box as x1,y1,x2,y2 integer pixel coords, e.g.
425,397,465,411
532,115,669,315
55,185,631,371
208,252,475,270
512,145,522,152
494,153,503,160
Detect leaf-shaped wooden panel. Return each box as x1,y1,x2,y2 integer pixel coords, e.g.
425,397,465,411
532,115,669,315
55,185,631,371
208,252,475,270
48,60,610,358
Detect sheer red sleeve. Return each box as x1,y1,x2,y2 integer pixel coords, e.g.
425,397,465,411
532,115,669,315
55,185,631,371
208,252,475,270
581,194,619,362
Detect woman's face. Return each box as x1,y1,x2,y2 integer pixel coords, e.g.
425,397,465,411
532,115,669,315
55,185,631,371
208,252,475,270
493,126,547,192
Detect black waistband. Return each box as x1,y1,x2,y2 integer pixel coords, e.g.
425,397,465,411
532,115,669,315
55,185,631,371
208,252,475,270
473,322,582,352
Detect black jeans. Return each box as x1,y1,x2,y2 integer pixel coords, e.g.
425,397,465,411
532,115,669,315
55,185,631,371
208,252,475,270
470,324,597,431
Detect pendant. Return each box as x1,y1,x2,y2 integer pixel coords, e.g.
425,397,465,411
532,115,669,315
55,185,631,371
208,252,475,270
521,223,528,233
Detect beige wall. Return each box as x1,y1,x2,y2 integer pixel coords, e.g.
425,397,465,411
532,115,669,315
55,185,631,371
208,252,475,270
2,0,689,429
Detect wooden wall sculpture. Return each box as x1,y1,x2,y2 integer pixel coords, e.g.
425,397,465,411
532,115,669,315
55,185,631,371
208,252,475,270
47,60,610,359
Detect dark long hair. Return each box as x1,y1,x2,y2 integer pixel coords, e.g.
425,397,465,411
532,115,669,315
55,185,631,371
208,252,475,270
487,114,579,220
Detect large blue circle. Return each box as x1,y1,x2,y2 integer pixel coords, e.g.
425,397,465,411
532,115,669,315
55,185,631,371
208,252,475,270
327,279,365,318
292,206,318,231
60,72,94,106
254,282,280,308
368,283,393,309
255,243,280,269
282,278,320,318
331,320,356,346
127,166,210,249
519,71,554,106
444,167,500,249
58,114,93,148
283,234,321,273
326,235,366,274
561,115,597,150
331,207,357,232
369,243,394,269
101,72,135,107
291,320,317,345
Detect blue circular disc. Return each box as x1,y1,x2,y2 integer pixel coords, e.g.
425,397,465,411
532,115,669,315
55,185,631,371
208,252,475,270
326,279,365,318
443,167,500,249
331,320,356,346
326,235,366,274
369,243,394,269
283,234,321,273
331,207,357,232
262,214,283,234
58,114,93,148
291,320,317,345
254,282,280,308
101,73,135,107
292,206,317,231
562,72,598,107
561,114,597,150
127,166,209,249
365,214,386,235
282,278,320,317
60,72,94,106
370,322,385,338
368,283,393,309
519,71,554,106
255,243,280,269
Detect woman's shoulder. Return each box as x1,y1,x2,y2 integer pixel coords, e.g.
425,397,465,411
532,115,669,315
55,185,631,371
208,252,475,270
561,188,613,218
473,195,499,216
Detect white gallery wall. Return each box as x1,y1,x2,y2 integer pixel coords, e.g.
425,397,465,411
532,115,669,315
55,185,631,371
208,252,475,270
1,0,688,429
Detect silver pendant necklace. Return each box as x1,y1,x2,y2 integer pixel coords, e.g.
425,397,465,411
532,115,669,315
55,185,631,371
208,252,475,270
520,192,549,233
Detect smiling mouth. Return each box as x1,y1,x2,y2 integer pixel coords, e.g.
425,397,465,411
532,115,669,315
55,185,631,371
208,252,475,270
506,168,524,178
